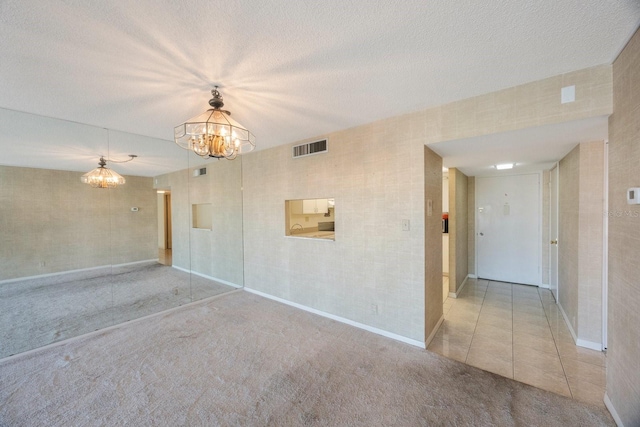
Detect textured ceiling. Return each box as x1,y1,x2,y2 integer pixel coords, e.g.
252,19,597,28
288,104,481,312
0,0,639,171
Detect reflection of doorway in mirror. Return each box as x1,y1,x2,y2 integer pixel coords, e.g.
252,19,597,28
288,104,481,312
158,191,172,266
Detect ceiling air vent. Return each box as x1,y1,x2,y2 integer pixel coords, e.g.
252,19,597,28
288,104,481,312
293,139,328,158
193,167,207,177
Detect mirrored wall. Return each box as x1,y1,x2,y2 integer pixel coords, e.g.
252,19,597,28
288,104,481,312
0,107,244,359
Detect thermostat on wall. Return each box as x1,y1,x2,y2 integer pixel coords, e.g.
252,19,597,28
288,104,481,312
131,207,139,212
627,188,640,204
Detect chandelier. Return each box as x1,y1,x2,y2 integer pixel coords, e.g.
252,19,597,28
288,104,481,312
81,155,136,188
174,86,255,160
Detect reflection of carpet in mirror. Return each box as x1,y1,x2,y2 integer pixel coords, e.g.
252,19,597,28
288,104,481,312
0,262,235,359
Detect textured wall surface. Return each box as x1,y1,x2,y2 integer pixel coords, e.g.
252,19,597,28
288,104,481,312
0,166,156,281
424,147,443,340
448,168,468,293
242,113,427,342
607,27,640,426
559,145,581,333
154,160,244,287
542,170,550,285
577,141,604,345
467,177,475,276
423,65,612,144
558,142,604,345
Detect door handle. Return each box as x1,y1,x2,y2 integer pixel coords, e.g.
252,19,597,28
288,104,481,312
550,239,558,245
479,232,484,236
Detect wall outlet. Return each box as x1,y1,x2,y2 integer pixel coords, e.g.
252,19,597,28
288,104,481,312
402,219,410,231
371,304,378,315
305,216,309,222
39,261,46,267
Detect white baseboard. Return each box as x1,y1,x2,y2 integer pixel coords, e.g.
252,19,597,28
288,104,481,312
425,315,444,347
557,303,603,350
171,266,241,289
576,338,603,351
538,283,550,289
0,259,158,285
244,288,426,349
448,274,473,299
113,259,158,268
604,393,624,427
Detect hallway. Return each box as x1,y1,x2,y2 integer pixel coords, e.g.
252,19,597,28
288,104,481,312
428,278,606,408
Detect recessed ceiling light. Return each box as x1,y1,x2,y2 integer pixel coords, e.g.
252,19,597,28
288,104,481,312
495,163,514,170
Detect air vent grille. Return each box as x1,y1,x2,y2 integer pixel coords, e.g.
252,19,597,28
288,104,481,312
193,167,207,177
293,139,327,158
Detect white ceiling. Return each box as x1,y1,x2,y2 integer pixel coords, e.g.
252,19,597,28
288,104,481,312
0,1,638,175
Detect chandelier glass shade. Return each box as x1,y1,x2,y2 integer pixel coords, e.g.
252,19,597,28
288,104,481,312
81,156,128,188
174,87,255,160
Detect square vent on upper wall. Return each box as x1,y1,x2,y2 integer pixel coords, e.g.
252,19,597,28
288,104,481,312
293,139,328,158
193,167,207,177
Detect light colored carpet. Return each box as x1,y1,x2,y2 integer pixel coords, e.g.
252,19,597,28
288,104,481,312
0,262,235,358
0,291,614,426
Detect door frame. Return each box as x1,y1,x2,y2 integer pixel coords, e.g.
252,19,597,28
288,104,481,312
474,171,543,286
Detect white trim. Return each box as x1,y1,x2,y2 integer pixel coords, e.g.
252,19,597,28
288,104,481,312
604,393,624,427
538,283,550,289
576,339,603,351
0,259,158,285
113,259,158,268
467,274,477,279
426,315,444,347
448,274,471,299
0,289,243,364
171,266,242,289
244,288,426,349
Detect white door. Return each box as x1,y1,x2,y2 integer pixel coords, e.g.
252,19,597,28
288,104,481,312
476,174,541,285
549,165,559,300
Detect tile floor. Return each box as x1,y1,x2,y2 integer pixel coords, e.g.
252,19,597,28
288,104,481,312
429,277,607,408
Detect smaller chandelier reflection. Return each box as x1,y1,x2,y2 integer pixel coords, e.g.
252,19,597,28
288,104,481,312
81,155,136,189
174,86,255,160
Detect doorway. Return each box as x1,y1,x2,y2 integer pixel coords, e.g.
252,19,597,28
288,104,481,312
158,191,172,266
476,173,541,285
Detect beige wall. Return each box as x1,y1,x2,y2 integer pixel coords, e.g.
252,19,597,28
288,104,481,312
154,159,244,287
423,65,612,145
559,145,582,334
467,177,475,276
542,170,550,285
607,26,640,426
448,168,468,293
558,142,604,345
425,147,444,340
0,165,157,281
242,113,428,342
